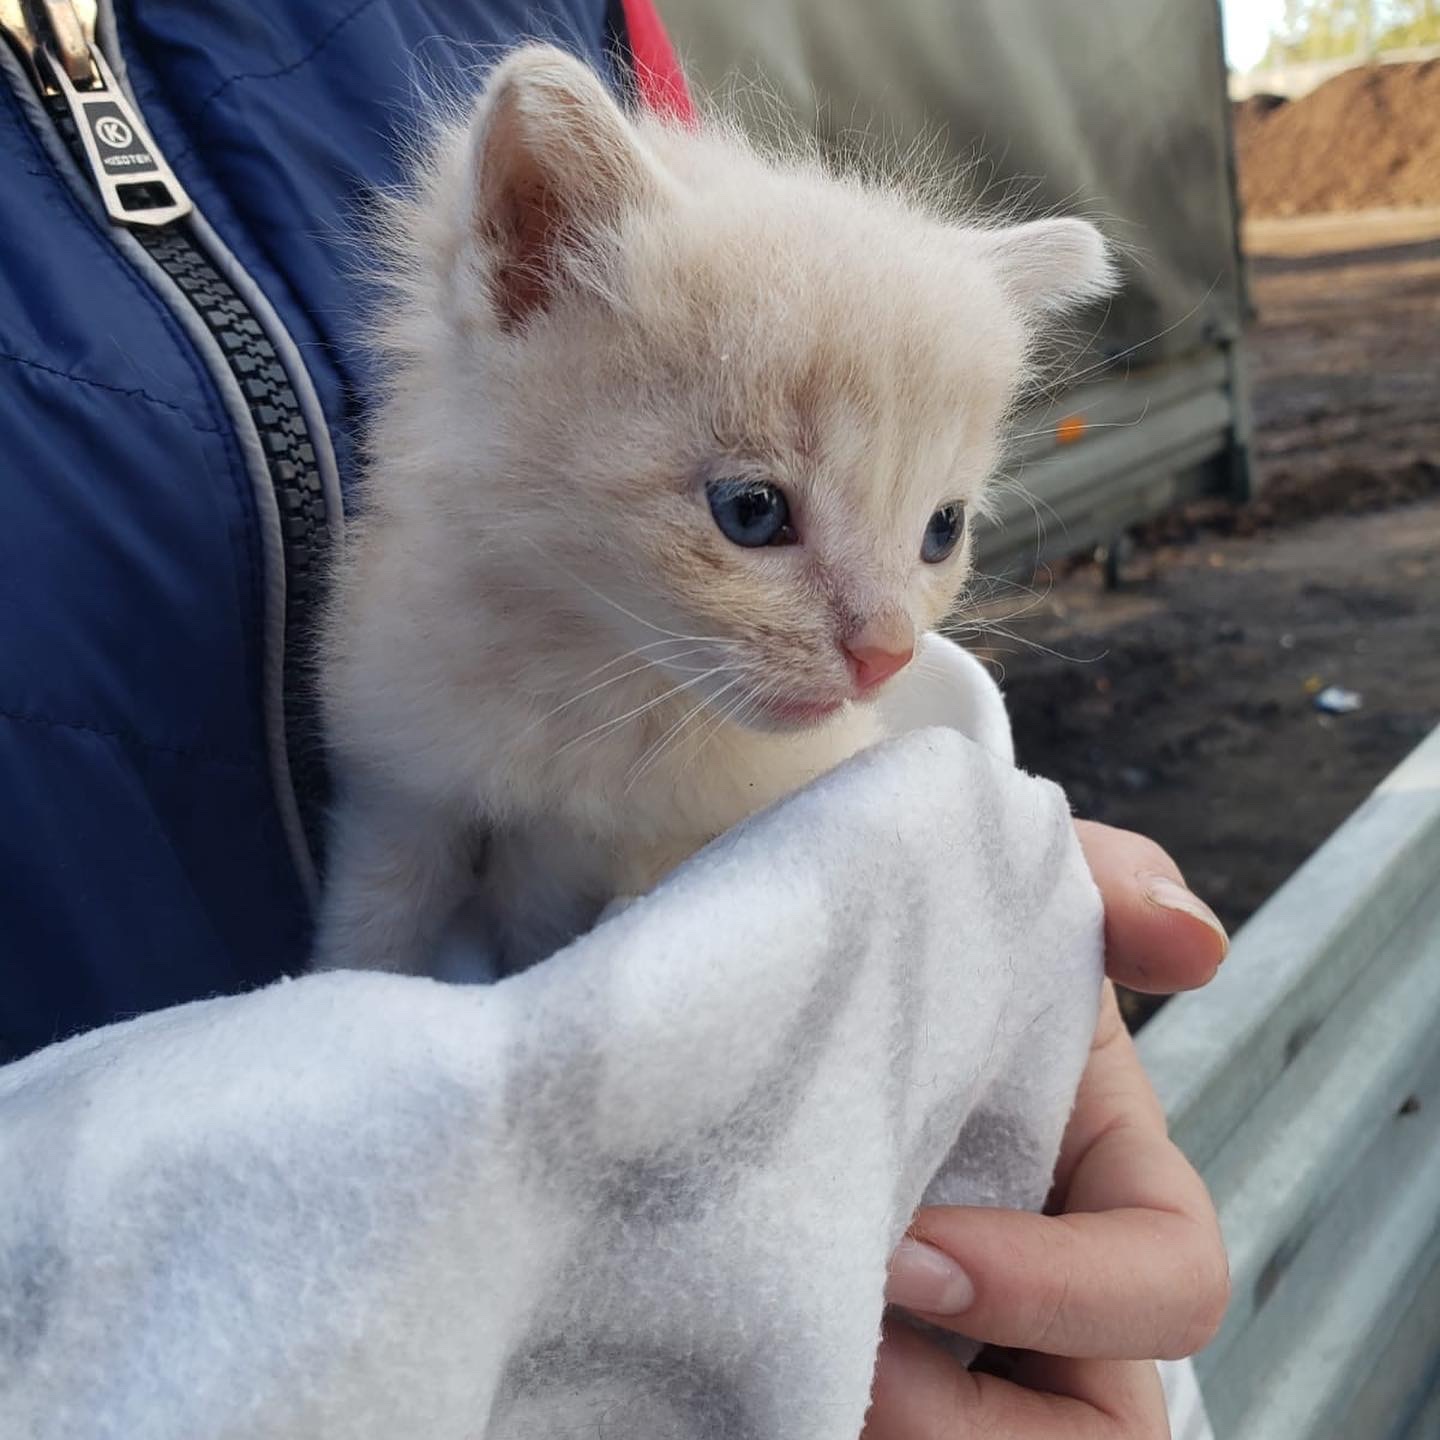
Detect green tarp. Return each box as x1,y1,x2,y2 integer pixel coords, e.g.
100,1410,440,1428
657,0,1245,362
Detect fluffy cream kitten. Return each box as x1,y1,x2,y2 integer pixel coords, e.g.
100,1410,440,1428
314,43,1114,976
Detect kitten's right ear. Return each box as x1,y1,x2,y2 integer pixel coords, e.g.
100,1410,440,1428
467,45,665,331
975,218,1118,318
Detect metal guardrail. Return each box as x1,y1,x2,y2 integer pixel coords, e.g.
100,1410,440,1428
1138,723,1440,1439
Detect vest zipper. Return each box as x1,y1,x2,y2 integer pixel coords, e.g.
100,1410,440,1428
1,0,333,888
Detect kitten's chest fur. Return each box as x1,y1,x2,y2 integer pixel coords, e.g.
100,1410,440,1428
475,695,879,970
525,684,881,883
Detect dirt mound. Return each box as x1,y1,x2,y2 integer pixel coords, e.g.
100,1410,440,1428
1231,92,1288,152
1236,61,1440,217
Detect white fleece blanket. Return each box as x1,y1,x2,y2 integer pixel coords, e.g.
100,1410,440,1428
0,637,1110,1440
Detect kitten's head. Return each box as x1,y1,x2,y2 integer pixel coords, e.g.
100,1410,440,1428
397,45,1115,729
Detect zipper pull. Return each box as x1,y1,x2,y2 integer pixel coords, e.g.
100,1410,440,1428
2,0,191,227
47,40,193,227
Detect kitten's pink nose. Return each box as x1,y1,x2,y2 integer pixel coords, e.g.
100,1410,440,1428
844,618,915,694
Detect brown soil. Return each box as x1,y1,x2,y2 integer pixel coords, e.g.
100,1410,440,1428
974,210,1440,1011
1235,61,1440,217
1231,92,1290,156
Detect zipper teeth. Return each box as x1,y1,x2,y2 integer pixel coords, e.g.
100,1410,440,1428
44,93,332,870
138,225,332,860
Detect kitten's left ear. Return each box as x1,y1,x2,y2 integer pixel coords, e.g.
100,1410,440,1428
467,44,668,330
976,218,1118,316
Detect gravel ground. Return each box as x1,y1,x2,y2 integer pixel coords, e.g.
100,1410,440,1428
972,208,1440,991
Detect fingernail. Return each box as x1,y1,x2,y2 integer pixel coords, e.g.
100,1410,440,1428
1144,875,1230,957
885,1237,977,1315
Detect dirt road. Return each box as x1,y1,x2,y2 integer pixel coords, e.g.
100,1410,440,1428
982,208,1440,944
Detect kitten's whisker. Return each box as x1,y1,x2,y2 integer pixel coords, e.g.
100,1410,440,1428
566,636,726,685
985,470,1068,549
518,537,740,648
631,684,735,784
626,677,742,789
951,577,1057,634
1005,404,1151,445
520,644,716,736
656,653,743,676
557,668,726,757
695,671,795,765
966,566,1056,607
727,680,784,744
966,623,1105,666
1028,282,1219,405
676,678,764,776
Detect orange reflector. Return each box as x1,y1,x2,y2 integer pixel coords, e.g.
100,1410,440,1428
1056,414,1087,445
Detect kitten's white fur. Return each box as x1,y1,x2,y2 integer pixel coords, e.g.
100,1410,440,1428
314,45,1115,976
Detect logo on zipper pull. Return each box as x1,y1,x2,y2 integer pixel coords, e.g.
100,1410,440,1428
93,114,134,149
80,99,154,172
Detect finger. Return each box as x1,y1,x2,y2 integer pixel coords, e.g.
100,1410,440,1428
1013,1350,1170,1437
887,987,1228,1360
861,1320,1167,1440
889,1205,1224,1360
1075,819,1228,993
1054,984,1218,1220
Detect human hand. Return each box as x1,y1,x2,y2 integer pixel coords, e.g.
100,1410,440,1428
864,823,1230,1438
1072,819,1228,996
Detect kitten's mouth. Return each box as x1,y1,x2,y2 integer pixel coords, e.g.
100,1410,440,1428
759,694,845,728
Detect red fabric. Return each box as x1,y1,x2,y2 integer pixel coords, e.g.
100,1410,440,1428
619,0,698,125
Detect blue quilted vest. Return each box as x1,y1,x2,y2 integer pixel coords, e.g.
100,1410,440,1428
0,0,639,1059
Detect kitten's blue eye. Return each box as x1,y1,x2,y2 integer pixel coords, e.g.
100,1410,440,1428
922,503,965,564
706,478,797,548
